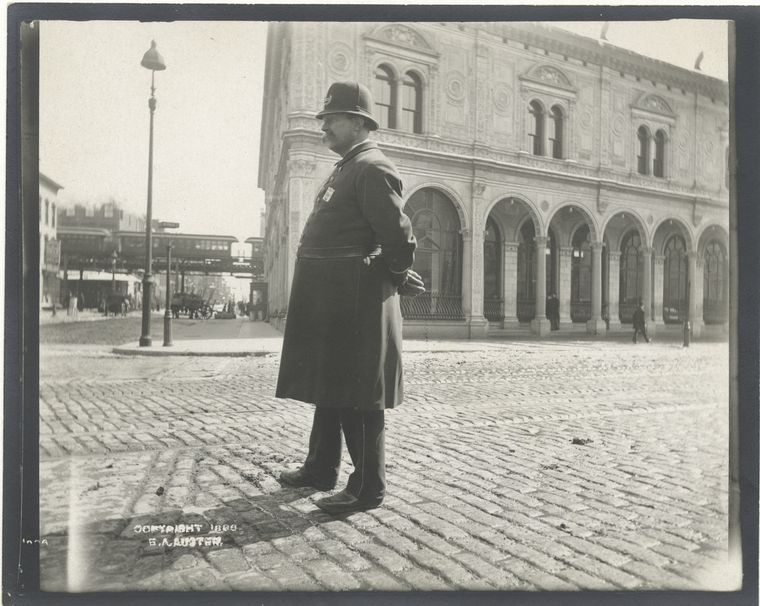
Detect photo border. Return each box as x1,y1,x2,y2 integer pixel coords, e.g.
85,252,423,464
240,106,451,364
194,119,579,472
5,4,758,605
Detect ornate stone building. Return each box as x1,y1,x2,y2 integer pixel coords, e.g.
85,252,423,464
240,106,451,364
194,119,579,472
258,22,729,338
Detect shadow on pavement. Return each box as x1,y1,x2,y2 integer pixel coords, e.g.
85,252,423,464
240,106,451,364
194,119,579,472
40,485,345,591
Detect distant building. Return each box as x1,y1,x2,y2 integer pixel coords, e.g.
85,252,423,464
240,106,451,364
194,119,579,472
57,199,146,309
39,172,63,310
258,22,729,338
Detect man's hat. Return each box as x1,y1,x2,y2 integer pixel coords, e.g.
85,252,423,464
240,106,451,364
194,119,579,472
316,81,379,131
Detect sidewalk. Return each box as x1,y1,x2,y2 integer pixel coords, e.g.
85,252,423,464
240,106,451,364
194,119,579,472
111,317,721,357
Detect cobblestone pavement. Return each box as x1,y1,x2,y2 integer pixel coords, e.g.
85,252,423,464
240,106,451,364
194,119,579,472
39,326,733,593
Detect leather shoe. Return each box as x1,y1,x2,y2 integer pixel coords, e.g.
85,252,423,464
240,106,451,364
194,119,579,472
315,489,383,514
279,467,336,491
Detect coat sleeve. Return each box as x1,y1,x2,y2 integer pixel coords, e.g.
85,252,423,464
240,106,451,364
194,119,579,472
357,162,416,277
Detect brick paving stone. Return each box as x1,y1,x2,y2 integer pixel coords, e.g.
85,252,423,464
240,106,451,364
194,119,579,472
313,539,373,572
39,334,731,592
207,547,249,573
354,541,415,573
354,567,411,591
301,558,362,591
619,560,699,590
225,570,281,591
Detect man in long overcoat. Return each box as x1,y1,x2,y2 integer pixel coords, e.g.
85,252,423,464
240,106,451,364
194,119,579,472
275,81,424,514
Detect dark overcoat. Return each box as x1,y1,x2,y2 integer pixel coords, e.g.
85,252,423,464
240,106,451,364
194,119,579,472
275,141,416,410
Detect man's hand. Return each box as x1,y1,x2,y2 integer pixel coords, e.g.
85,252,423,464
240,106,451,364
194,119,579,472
397,269,425,297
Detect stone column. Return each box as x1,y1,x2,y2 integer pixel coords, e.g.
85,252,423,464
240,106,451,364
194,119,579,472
695,255,707,331
652,254,665,330
607,251,622,330
286,157,317,295
531,236,550,335
462,227,488,338
558,246,573,326
688,251,703,337
502,241,520,328
587,241,607,334
641,247,653,326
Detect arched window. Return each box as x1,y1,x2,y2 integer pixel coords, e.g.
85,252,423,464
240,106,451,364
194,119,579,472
529,101,545,156
653,129,666,177
373,65,396,129
571,225,592,322
619,230,643,323
637,126,650,175
517,220,536,322
401,188,463,320
52,203,56,227
663,235,688,323
483,217,502,321
401,72,422,134
550,105,564,159
703,240,727,324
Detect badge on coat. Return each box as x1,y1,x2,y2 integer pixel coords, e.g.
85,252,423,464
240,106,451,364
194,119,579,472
322,187,335,202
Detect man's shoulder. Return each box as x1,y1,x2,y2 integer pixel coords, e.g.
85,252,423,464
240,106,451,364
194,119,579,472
353,147,399,175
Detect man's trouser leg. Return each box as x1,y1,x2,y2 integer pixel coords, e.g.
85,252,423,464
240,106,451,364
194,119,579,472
302,407,342,486
340,409,385,504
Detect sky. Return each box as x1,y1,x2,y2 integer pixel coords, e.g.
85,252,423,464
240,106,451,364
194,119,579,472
39,19,729,250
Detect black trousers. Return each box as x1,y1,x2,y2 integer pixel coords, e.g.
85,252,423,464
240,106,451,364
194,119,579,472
633,326,650,343
302,407,385,502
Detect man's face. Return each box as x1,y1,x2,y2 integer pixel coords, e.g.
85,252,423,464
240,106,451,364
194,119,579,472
320,113,363,156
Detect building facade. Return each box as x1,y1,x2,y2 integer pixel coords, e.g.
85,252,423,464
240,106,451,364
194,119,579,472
258,22,729,338
39,173,63,310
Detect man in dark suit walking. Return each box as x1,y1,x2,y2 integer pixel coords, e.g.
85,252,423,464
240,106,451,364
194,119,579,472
632,298,650,343
276,81,424,514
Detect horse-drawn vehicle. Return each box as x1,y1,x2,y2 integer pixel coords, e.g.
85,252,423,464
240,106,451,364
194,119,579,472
171,292,213,319
105,293,130,317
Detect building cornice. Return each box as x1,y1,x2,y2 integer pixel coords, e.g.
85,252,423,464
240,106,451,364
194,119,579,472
484,22,728,103
40,172,64,193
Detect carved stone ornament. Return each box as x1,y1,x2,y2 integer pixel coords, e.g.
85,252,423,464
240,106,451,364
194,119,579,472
493,83,512,115
521,64,575,92
647,214,654,225
376,24,431,51
611,114,625,137
474,182,487,197
287,159,316,176
634,93,675,117
328,43,352,75
580,106,593,131
642,95,673,113
534,65,570,86
445,72,466,103
540,200,550,212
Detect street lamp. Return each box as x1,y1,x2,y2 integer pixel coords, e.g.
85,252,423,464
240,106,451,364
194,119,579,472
139,40,167,347
111,250,118,293
159,221,180,346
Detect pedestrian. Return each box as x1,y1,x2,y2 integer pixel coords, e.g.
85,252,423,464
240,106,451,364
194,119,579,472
276,81,425,515
547,292,560,331
632,298,650,343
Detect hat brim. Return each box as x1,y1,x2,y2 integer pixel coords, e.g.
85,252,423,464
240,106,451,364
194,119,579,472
316,110,379,131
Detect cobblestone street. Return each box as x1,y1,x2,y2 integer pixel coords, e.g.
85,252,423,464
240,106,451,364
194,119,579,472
38,317,733,593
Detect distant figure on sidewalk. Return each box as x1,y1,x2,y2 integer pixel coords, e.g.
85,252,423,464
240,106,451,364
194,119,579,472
632,299,650,343
547,293,560,331
275,81,424,515
68,292,78,320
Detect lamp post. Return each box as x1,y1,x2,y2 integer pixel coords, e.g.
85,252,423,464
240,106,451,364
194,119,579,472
111,250,118,293
139,40,167,347
159,221,180,346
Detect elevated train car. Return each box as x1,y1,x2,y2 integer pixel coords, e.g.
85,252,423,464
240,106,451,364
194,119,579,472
117,231,238,262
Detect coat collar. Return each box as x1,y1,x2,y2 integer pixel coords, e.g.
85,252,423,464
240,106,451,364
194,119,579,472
335,140,377,169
